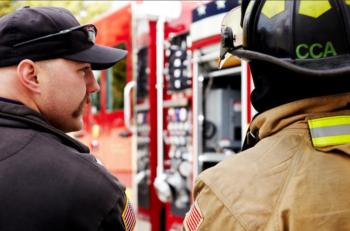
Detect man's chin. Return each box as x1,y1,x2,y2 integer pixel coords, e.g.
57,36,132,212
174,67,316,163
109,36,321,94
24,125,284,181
72,107,85,119
62,118,83,133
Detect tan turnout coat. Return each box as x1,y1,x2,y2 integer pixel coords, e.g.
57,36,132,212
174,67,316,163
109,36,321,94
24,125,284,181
184,93,350,231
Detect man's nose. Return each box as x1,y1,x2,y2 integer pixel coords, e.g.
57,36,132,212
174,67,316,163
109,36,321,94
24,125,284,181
86,73,100,94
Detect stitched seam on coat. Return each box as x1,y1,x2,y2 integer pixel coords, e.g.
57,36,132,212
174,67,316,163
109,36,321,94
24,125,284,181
199,178,250,231
36,132,125,193
200,179,249,231
254,133,301,230
200,133,288,231
0,132,37,162
35,132,126,231
263,133,306,230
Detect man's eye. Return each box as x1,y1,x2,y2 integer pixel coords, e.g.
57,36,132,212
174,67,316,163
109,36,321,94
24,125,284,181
79,69,89,77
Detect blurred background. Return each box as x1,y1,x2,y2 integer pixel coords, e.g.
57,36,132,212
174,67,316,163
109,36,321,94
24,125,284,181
0,1,129,23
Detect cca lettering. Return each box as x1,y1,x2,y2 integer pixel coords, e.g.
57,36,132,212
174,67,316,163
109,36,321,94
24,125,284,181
296,41,337,59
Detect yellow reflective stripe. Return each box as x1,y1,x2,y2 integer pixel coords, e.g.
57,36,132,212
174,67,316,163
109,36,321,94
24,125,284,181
346,0,350,6
299,0,331,18
312,134,350,147
308,115,350,129
308,116,350,147
262,0,285,18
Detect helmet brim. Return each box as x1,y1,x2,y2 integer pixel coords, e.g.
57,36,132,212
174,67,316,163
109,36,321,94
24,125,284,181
231,49,350,77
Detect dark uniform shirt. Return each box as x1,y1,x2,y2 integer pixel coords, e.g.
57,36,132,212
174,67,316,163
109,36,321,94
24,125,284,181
0,99,135,231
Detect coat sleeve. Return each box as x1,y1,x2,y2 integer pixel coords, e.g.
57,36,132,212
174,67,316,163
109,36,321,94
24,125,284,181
183,179,247,231
97,192,136,231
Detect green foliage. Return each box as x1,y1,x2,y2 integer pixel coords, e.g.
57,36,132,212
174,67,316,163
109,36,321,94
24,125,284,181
111,43,127,110
0,1,113,24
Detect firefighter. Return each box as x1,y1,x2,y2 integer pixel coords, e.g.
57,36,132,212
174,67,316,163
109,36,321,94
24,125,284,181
184,0,350,230
0,6,135,231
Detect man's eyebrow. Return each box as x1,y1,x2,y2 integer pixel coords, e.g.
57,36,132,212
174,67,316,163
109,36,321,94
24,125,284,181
78,64,92,70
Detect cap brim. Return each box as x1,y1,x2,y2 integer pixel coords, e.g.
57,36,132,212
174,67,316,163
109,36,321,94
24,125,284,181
63,44,127,70
232,49,350,77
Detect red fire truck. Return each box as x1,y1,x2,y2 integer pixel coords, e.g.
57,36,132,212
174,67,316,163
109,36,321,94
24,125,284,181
126,2,203,230
76,1,255,230
149,1,253,230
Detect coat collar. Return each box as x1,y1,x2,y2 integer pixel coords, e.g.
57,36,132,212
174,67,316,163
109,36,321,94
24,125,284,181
0,100,90,153
243,93,350,152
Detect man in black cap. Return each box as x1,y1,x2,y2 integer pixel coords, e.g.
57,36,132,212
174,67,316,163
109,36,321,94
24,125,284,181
0,6,135,231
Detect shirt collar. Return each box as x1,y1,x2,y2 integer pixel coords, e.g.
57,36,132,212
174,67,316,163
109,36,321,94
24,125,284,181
0,97,23,105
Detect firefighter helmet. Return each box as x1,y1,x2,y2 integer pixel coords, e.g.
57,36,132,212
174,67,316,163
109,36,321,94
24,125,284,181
221,0,350,76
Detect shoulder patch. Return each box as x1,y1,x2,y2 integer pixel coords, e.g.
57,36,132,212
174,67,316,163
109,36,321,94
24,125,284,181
185,201,203,231
122,196,136,231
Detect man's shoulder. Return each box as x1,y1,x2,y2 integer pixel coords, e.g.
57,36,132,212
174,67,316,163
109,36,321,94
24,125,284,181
199,129,304,186
0,122,124,194
15,128,125,196
195,131,305,230
0,126,128,230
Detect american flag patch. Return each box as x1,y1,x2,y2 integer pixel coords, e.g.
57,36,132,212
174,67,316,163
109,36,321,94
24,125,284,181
122,197,136,231
185,202,203,231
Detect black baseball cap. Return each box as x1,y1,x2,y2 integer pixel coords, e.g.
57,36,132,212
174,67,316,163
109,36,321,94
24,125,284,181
0,6,127,70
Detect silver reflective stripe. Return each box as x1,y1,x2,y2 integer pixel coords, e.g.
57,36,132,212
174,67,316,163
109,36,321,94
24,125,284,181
309,125,350,138
308,115,350,147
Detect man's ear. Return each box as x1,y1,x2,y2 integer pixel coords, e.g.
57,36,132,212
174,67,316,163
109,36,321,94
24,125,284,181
17,59,41,94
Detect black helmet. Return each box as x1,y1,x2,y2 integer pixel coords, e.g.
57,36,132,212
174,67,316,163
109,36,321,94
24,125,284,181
220,0,350,112
221,0,350,76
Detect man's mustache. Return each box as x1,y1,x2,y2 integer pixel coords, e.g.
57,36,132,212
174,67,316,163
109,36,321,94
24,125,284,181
72,95,89,118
